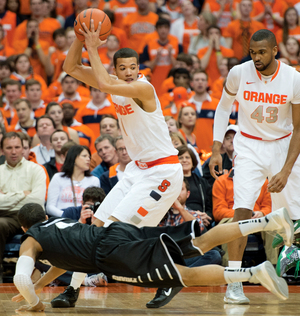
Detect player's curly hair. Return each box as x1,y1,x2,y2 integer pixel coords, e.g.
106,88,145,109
18,203,46,229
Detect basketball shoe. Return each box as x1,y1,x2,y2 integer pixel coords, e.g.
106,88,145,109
146,287,183,308
51,286,80,308
272,220,300,249
276,245,300,277
224,282,250,304
249,261,288,300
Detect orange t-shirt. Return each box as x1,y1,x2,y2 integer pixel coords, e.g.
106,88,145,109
44,83,90,103
123,11,158,54
189,95,220,152
182,20,200,53
56,0,74,17
50,50,68,82
10,73,47,96
107,0,137,29
210,76,224,100
13,18,61,47
74,96,117,138
19,0,31,15
0,11,18,47
197,46,234,83
276,26,300,44
145,37,180,96
13,40,50,81
6,123,37,138
70,122,96,154
251,0,288,34
54,95,91,111
0,44,15,59
223,19,265,60
0,105,18,126
204,0,239,32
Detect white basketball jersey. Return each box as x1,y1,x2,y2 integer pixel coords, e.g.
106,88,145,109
231,60,300,140
111,74,178,161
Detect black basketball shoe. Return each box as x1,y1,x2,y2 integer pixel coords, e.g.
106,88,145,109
146,287,183,308
51,286,80,308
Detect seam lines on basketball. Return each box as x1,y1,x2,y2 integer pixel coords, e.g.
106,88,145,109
100,28,112,37
90,9,93,29
78,13,85,33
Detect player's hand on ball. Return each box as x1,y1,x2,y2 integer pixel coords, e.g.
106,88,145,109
267,171,289,193
80,20,106,49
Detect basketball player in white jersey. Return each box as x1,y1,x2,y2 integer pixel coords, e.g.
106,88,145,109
209,29,300,304
52,20,183,307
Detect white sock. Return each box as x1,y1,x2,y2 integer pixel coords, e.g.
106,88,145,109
228,261,242,268
224,267,252,284
70,272,87,289
238,217,268,236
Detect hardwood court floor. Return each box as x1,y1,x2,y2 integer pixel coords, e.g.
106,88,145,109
1,283,300,316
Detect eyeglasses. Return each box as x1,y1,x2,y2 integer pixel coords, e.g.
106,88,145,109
117,147,127,153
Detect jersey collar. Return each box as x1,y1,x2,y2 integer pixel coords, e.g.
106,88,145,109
255,60,281,82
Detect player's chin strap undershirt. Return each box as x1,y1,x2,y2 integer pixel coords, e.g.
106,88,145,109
14,255,39,307
213,88,236,143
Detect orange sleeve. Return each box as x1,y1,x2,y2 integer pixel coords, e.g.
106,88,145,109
253,180,272,216
212,174,235,223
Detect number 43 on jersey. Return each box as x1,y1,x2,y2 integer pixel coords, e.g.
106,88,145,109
251,105,278,123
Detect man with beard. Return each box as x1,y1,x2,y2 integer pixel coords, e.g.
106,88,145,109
209,29,300,304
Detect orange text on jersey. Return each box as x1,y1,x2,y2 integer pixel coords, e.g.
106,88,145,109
244,91,287,105
113,103,135,115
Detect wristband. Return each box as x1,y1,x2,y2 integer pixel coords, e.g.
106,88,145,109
216,51,222,55
35,44,41,49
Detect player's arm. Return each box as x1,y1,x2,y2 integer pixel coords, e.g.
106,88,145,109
268,103,300,193
209,84,237,179
64,22,154,101
12,237,45,312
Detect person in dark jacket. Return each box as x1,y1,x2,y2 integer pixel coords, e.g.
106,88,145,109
177,145,213,229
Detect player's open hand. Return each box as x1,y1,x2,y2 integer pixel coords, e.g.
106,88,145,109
267,171,289,193
209,152,223,179
79,20,106,49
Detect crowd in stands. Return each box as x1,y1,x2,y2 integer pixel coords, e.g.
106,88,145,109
0,0,299,283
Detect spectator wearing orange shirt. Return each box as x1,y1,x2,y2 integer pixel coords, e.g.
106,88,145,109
10,54,47,96
25,79,46,118
75,87,116,138
122,0,158,54
43,0,65,27
277,7,300,59
105,0,137,29
47,28,70,81
188,70,219,153
0,79,21,125
0,0,20,47
12,19,50,82
170,0,200,53
160,53,193,96
140,18,182,96
223,0,265,61
6,99,36,138
197,25,234,83
56,0,73,18
13,0,61,46
283,37,300,66
203,0,238,33
61,100,96,154
0,25,15,60
252,0,287,34
55,74,91,110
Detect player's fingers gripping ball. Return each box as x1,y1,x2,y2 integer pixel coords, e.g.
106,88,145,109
74,9,112,42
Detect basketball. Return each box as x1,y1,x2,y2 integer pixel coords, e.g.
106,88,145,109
74,9,111,43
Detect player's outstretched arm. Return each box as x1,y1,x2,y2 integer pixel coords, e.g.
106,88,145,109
63,38,102,90
79,21,155,100
268,103,300,193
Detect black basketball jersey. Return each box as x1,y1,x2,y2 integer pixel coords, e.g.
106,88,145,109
22,217,106,273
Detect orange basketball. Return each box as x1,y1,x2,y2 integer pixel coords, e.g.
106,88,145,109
74,9,111,43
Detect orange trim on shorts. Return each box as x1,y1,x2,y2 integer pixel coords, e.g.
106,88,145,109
241,131,291,141
137,207,148,217
135,155,180,170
